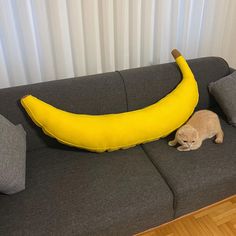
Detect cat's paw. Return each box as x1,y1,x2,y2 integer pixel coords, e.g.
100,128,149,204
168,140,177,146
215,137,223,144
177,146,190,151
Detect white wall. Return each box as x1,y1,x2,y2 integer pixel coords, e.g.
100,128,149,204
0,0,236,88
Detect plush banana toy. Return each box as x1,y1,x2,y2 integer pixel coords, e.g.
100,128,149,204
21,49,199,152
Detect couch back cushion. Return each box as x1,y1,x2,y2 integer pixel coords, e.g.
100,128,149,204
120,57,230,111
0,72,127,151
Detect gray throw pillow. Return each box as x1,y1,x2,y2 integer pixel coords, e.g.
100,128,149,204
209,71,236,127
0,114,26,194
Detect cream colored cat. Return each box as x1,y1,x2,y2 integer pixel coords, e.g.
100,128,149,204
168,110,224,151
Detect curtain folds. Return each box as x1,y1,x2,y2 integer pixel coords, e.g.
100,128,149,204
0,0,235,88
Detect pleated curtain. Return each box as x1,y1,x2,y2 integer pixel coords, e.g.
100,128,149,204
0,0,236,88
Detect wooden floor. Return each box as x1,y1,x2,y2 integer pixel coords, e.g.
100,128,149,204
137,195,236,236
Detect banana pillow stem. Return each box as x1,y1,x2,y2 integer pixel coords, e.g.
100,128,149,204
21,49,199,152
172,49,195,80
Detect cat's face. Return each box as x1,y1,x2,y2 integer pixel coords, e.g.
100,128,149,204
176,125,199,148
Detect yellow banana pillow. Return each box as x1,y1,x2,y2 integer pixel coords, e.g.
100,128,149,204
21,49,199,152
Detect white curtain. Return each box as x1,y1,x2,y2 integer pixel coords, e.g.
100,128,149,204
0,0,236,88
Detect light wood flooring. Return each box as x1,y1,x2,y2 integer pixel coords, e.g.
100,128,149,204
137,195,236,236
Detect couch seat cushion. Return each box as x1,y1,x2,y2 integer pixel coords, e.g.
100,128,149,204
0,146,173,236
142,120,236,217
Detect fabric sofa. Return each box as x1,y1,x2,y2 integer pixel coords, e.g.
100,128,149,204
0,57,235,235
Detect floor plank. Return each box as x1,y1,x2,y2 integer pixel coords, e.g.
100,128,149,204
136,195,236,236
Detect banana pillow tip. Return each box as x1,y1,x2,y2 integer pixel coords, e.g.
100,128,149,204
21,95,31,105
171,49,182,59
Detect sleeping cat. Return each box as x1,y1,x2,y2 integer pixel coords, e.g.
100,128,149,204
168,110,224,151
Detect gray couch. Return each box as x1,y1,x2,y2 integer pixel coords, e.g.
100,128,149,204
0,57,235,235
